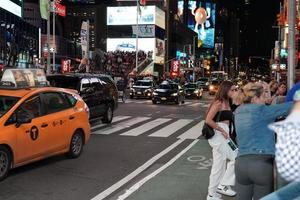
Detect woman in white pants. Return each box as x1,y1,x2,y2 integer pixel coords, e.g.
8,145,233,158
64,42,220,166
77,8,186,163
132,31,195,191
205,81,238,200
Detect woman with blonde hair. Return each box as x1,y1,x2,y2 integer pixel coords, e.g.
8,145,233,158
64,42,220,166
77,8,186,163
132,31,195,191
206,81,238,200
234,82,293,200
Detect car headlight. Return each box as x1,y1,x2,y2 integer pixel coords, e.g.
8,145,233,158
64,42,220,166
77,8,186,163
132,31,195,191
153,92,158,96
209,85,214,90
206,82,209,86
194,90,199,94
171,93,178,96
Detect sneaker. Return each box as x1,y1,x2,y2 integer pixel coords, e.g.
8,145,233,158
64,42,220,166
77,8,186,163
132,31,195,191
217,185,236,197
207,193,223,200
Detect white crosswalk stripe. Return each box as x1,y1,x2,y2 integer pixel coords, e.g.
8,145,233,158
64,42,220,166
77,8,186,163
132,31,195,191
92,117,150,135
121,118,172,136
91,116,205,140
91,116,132,131
149,119,193,138
177,120,205,139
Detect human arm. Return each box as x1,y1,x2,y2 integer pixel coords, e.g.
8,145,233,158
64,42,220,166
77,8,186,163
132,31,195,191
205,101,229,139
263,102,293,121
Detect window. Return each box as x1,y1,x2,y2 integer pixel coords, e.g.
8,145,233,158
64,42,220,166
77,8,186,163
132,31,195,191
90,78,103,91
17,95,41,119
43,93,70,114
63,93,78,107
80,78,91,92
0,96,20,118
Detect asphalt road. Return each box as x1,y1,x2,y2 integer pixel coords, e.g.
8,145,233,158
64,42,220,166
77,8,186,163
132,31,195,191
0,93,220,200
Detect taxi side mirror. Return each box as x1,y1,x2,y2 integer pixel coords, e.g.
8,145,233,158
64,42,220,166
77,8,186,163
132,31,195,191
16,112,32,128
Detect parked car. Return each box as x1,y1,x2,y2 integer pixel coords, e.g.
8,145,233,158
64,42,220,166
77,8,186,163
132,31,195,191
130,80,155,99
152,81,185,104
0,69,90,181
47,73,118,123
185,83,203,99
197,77,210,90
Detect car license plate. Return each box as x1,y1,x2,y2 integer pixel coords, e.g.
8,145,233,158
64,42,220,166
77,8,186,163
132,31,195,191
161,97,167,100
137,92,142,95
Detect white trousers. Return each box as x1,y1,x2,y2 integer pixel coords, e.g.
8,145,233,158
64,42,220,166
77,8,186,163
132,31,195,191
207,122,238,195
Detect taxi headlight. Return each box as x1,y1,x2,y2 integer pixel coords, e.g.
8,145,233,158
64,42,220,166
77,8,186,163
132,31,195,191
171,93,178,96
209,85,214,90
153,92,158,96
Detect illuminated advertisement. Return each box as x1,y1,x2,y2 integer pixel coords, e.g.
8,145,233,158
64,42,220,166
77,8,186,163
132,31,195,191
1,69,47,88
107,6,165,29
0,0,23,18
155,38,165,64
188,1,216,49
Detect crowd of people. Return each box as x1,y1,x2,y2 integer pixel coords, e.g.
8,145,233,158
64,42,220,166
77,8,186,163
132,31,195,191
102,50,152,77
204,78,300,200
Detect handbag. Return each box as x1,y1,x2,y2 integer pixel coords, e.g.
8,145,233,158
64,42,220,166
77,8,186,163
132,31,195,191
202,107,222,140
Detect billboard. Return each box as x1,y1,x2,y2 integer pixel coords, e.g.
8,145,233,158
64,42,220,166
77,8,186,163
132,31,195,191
107,6,165,29
107,38,163,64
0,0,23,18
187,1,215,49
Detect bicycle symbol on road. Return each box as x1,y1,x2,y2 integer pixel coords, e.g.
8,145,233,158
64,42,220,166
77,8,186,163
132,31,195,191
187,155,212,170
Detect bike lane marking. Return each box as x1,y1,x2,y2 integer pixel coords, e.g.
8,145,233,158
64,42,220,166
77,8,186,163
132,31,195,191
116,139,199,200
90,139,185,200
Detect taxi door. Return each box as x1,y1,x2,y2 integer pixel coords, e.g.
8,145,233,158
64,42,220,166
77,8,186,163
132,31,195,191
9,95,51,164
40,92,74,152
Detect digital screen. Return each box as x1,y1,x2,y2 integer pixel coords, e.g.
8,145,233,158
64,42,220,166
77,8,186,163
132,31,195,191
0,0,22,18
187,1,216,49
107,38,155,53
107,6,155,26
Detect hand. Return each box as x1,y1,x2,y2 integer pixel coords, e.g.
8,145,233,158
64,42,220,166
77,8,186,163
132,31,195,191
220,130,229,139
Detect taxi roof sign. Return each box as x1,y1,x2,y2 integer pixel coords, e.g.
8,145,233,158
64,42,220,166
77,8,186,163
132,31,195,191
0,69,48,88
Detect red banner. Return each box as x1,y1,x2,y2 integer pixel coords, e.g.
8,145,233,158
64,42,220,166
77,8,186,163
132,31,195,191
55,3,66,17
61,59,71,73
170,60,180,78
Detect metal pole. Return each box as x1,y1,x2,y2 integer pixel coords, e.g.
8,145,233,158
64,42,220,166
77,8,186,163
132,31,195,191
53,7,56,72
193,36,196,83
135,0,139,73
38,28,41,60
46,0,51,74
288,0,296,89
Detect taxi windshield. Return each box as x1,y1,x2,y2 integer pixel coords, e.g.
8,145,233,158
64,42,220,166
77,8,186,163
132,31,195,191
0,96,19,118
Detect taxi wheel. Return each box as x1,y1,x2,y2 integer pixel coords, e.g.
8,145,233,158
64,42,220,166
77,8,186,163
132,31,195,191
67,131,84,159
0,146,11,181
102,105,113,124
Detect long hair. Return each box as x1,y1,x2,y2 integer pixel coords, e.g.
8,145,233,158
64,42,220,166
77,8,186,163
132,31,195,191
214,81,234,102
235,82,264,104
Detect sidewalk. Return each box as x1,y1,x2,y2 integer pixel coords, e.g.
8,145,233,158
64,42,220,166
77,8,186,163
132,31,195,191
123,139,235,200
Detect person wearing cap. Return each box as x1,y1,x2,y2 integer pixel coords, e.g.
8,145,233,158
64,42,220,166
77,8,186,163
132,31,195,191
261,90,300,200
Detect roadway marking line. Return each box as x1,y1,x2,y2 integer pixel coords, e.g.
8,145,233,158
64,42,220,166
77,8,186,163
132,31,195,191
121,118,172,136
91,116,132,131
187,102,202,107
177,120,205,139
149,119,193,138
90,139,185,200
92,117,150,135
116,139,199,200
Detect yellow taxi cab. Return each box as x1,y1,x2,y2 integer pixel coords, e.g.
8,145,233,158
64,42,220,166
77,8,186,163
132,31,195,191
0,69,90,181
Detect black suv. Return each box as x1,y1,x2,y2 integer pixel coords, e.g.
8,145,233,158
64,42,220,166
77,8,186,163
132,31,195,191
47,73,118,123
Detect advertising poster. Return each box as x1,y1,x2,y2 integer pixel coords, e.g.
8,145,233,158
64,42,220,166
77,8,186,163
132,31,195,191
1,69,47,87
0,0,22,18
106,38,155,54
107,6,155,26
155,38,165,64
187,1,216,49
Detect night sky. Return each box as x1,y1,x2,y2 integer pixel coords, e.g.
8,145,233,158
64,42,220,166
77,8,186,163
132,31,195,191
237,0,281,59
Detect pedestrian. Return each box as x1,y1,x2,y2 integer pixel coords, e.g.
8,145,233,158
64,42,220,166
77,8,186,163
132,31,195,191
234,82,293,200
206,81,238,200
271,82,287,104
269,80,279,97
261,90,300,200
